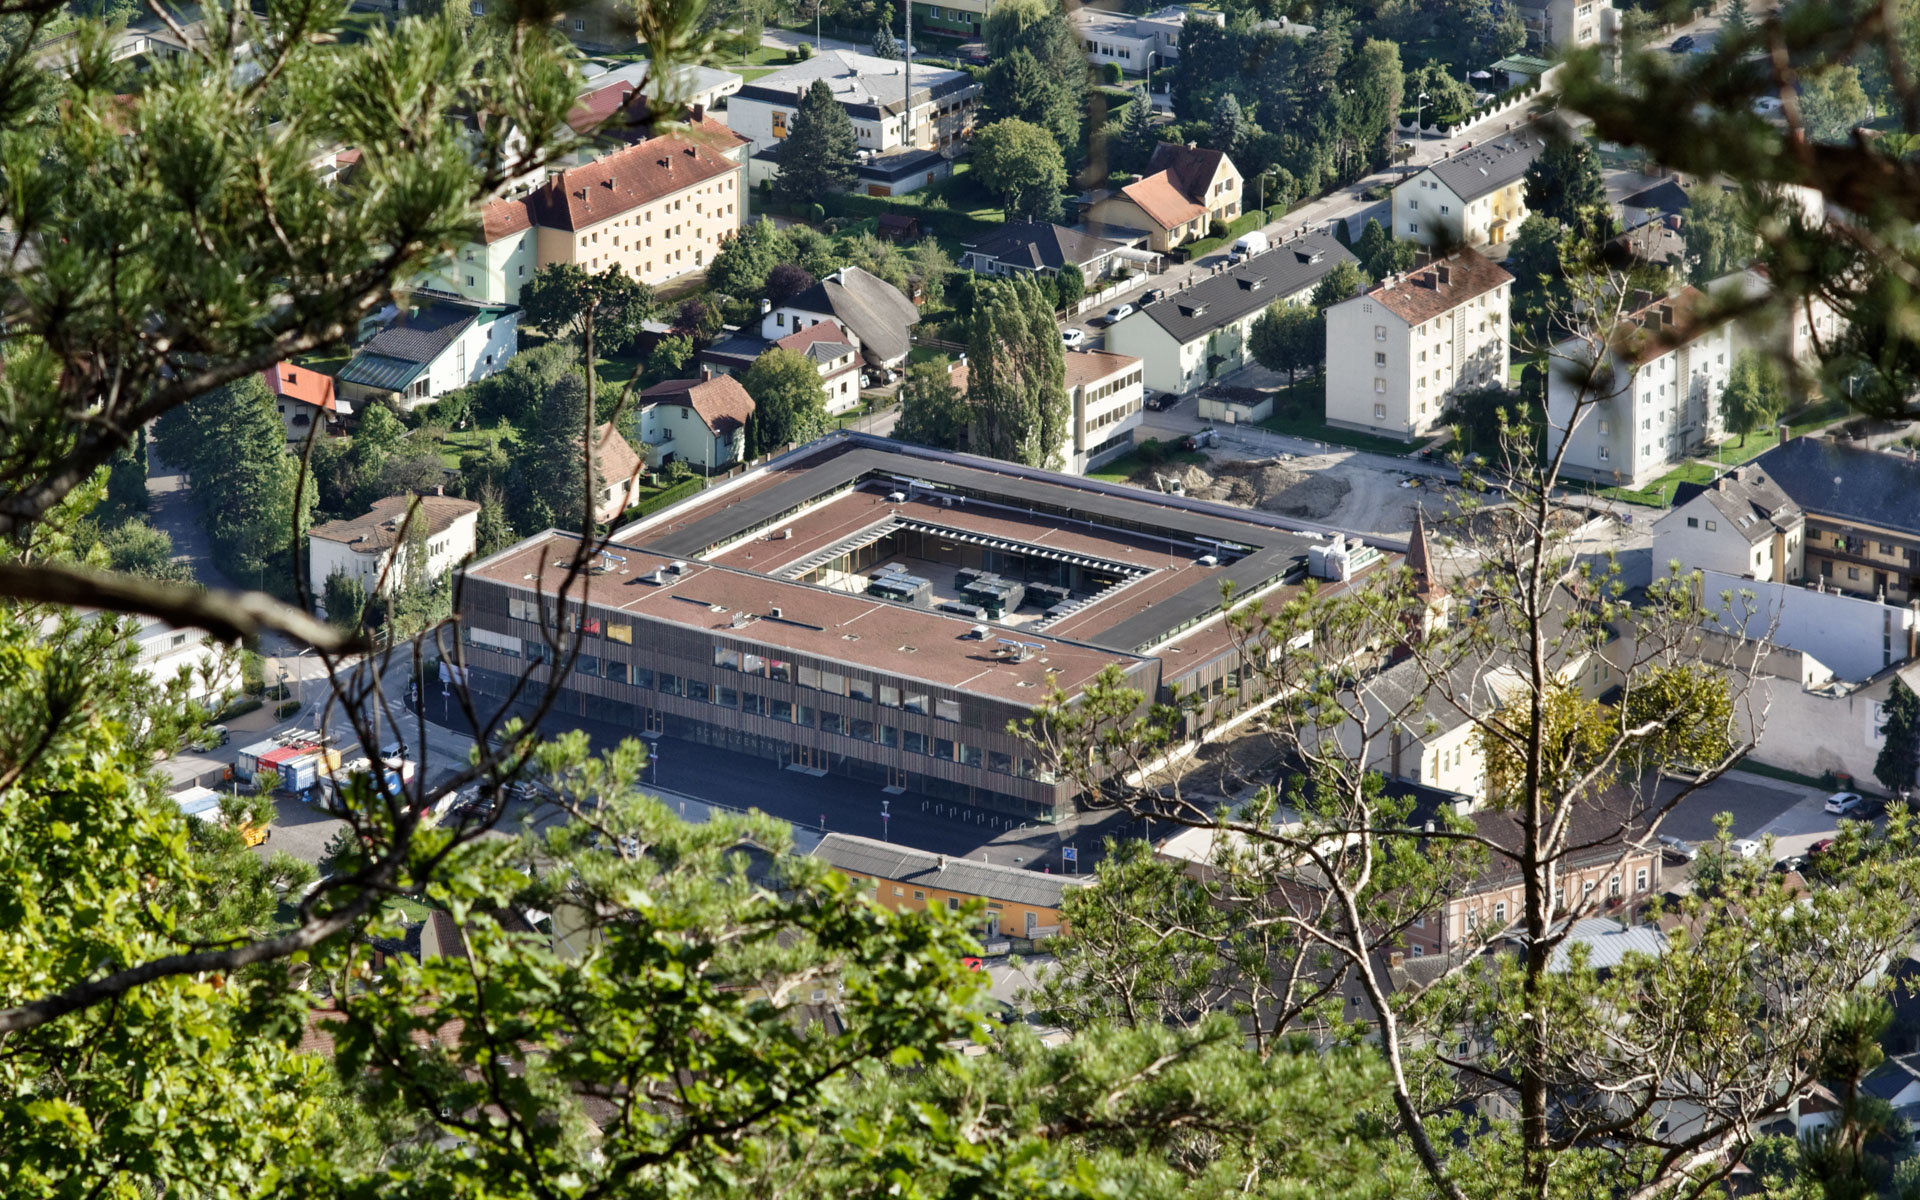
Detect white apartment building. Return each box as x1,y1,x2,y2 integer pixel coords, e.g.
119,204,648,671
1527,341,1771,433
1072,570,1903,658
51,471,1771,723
724,50,979,160
310,495,480,599
1324,249,1513,441
1391,126,1547,248
953,350,1146,473
420,197,537,306
1545,287,1738,489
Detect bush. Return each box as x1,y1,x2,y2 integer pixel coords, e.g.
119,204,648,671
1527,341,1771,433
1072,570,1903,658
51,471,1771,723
1101,61,1123,86
807,202,827,223
275,700,302,720
1208,219,1227,239
241,650,266,696
217,696,263,721
797,41,813,59
1150,66,1173,93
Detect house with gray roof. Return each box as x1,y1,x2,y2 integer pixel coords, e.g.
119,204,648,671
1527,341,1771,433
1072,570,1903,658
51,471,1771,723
1103,231,1357,395
959,221,1148,284
1391,124,1550,248
761,265,919,370
1748,435,1920,606
1652,463,1806,585
810,831,1087,940
337,291,521,412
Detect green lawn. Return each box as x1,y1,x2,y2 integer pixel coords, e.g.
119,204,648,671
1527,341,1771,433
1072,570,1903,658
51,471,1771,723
1256,376,1436,457
1087,445,1207,485
1597,401,1848,507
736,66,778,84
424,422,518,470
294,348,352,377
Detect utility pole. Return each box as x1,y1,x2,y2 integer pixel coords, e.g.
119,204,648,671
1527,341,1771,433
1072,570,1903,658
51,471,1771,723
902,0,913,149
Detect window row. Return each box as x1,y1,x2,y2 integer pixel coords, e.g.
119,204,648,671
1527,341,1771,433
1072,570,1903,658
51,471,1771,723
712,646,963,719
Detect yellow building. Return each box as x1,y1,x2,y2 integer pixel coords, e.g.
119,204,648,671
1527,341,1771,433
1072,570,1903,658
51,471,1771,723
1085,142,1242,253
1391,125,1548,248
810,832,1086,942
524,120,750,289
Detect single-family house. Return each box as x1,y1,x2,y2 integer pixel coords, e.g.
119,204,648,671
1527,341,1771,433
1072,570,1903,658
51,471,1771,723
771,321,865,415
1652,464,1806,585
1392,126,1548,248
959,220,1149,284
1749,436,1920,606
1324,249,1513,441
1105,231,1357,396
590,423,648,524
636,371,755,472
1085,142,1243,253
763,266,919,370
309,494,480,599
262,362,343,444
336,292,521,412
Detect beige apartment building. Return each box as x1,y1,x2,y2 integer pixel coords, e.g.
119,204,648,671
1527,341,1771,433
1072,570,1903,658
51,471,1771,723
1324,250,1513,441
525,124,749,289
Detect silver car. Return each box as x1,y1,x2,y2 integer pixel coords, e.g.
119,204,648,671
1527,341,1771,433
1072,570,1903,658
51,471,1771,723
1656,834,1697,862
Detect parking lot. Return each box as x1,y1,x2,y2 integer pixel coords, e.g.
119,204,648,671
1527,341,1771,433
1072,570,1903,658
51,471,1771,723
1657,768,1848,860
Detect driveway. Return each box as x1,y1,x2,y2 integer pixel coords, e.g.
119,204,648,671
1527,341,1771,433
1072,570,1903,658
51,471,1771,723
1658,768,1833,854
147,435,240,594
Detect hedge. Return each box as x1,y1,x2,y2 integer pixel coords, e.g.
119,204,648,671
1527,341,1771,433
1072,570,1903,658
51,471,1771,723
629,476,706,519
1185,205,1293,259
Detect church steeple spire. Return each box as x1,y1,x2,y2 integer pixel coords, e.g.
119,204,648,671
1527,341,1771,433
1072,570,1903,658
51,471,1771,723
1407,508,1445,600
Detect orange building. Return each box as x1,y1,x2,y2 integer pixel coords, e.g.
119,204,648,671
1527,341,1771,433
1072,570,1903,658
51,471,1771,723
810,832,1086,942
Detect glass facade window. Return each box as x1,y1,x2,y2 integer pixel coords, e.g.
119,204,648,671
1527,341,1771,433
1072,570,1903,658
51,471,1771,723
959,743,983,768
880,725,899,748
607,624,633,644
879,685,901,708
933,737,956,761
821,711,845,735
850,678,874,703
851,718,876,742
769,659,792,683
935,698,961,722
605,661,628,684
988,750,1014,774
820,671,847,696
904,731,927,754
633,666,654,689
714,648,739,670
904,693,929,715
741,694,765,716
658,673,682,696
576,655,598,677
797,665,821,690
795,704,815,727
688,679,710,703
742,652,766,675
716,686,738,708
771,699,794,722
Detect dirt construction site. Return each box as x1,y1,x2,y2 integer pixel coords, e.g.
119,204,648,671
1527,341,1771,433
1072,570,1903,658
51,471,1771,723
1127,446,1456,538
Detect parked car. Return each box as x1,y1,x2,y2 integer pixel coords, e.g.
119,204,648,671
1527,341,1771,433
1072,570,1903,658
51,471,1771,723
961,956,985,971
1140,287,1166,305
1657,834,1697,862
1104,303,1135,323
188,723,230,752
1225,251,1247,267
1061,327,1087,349
1825,791,1864,815
1671,34,1695,51
1146,391,1178,411
1773,854,1810,876
1729,837,1762,859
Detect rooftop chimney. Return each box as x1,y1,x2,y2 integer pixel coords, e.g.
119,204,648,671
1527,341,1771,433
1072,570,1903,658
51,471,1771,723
1434,263,1451,287
700,365,714,381
690,101,705,123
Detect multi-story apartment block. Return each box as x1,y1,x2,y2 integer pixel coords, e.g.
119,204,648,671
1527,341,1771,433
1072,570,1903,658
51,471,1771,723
725,50,979,162
420,197,536,306
1545,287,1737,490
1750,437,1920,606
1391,126,1547,248
1512,0,1617,51
1086,143,1242,253
1324,249,1513,442
525,126,747,289
453,437,1399,822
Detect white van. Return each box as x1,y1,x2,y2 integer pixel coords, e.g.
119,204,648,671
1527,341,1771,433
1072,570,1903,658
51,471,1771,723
1232,230,1270,257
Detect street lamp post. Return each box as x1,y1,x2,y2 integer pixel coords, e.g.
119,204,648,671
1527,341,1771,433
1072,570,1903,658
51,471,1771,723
1414,91,1429,147
881,797,890,842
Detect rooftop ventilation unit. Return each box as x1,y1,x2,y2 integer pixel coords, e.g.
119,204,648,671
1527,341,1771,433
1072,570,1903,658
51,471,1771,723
668,560,689,574
769,606,784,619
1197,554,1220,567
886,490,907,502
969,624,990,639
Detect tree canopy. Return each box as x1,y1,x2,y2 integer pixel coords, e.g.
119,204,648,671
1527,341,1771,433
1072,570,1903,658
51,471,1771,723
971,118,1068,223
964,274,1069,467
742,348,830,457
774,79,859,206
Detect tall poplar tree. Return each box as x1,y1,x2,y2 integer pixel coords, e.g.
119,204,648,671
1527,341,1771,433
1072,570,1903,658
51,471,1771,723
964,274,1068,467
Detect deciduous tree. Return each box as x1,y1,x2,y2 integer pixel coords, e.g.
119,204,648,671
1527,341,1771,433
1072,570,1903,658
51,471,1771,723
972,118,1068,222
1248,300,1321,383
895,357,971,450
1523,138,1611,240
742,347,830,457
1721,348,1786,446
